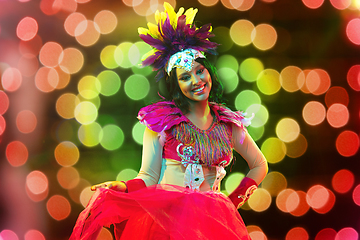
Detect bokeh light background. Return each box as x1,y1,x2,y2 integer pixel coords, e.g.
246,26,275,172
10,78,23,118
0,0,360,239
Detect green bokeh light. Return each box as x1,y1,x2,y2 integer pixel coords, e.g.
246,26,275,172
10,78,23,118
100,45,118,69
78,75,101,99
239,58,264,83
246,104,269,127
124,74,150,100
234,90,261,111
116,168,139,182
115,42,133,68
213,26,233,52
216,55,239,72
225,172,245,194
132,122,146,145
218,67,239,93
247,125,265,141
256,69,281,95
74,101,98,125
78,122,103,147
100,124,124,150
97,70,121,96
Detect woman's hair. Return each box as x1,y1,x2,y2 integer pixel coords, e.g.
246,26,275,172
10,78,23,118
164,58,225,113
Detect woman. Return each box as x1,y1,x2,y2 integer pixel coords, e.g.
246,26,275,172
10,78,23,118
70,3,267,240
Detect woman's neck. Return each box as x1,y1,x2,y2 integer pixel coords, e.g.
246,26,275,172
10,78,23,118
185,100,213,130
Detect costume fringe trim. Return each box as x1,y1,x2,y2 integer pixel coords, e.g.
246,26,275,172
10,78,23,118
171,121,232,166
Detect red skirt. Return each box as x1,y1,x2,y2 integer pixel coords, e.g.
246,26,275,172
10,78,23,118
69,184,251,240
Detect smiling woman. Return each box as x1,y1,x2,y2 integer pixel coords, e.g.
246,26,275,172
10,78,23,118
69,2,268,240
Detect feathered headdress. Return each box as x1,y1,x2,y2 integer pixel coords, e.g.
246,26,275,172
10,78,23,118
138,2,218,78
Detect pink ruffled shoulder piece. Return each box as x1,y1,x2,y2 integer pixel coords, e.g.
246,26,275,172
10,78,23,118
211,103,253,128
211,103,253,144
137,101,188,133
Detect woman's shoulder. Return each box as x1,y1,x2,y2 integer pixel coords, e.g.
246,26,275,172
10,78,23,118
137,101,187,132
210,102,252,128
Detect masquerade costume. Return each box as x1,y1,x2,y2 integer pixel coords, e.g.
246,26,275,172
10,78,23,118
70,3,267,240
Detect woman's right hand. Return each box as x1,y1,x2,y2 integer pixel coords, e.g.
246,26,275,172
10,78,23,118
90,181,127,192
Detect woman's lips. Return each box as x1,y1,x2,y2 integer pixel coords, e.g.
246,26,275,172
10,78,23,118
192,84,206,94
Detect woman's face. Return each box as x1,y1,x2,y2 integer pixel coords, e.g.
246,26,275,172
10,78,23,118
176,61,212,103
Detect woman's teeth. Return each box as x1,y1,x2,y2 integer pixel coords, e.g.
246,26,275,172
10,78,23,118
193,86,205,92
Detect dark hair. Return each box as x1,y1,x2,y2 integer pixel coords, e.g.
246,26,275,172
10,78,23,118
164,58,225,113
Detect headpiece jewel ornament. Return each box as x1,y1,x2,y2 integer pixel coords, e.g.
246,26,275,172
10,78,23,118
138,2,219,78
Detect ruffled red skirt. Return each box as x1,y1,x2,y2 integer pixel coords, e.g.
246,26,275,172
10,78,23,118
69,184,251,240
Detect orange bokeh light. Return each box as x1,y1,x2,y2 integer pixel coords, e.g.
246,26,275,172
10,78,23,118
54,141,80,166
289,191,310,217
332,169,355,194
46,195,71,220
6,141,28,167
306,69,331,95
0,90,9,115
302,101,326,126
35,67,59,92
16,110,37,134
346,18,360,45
302,0,324,9
347,65,360,91
336,130,359,157
1,67,23,92
324,86,349,108
326,103,349,128
286,227,309,240
26,170,48,195
39,41,63,67
16,17,38,41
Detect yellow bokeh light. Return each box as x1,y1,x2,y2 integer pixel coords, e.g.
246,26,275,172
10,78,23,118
285,134,308,158
248,188,272,212
261,137,286,164
276,118,300,143
78,122,103,147
115,42,134,68
256,68,281,95
74,101,98,125
230,19,255,46
100,45,118,69
280,66,305,92
78,75,101,99
261,171,287,196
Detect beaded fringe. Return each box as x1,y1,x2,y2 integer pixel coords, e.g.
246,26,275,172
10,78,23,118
171,122,232,166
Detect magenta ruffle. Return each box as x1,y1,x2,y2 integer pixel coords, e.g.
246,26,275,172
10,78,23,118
137,101,251,133
69,185,251,240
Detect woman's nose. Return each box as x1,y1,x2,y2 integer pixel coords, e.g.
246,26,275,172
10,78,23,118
191,73,201,85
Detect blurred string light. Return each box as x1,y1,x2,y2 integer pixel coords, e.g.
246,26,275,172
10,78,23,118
240,58,264,83
132,122,146,145
256,69,281,95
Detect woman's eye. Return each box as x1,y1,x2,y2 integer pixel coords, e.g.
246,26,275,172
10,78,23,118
197,68,204,74
180,75,190,81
